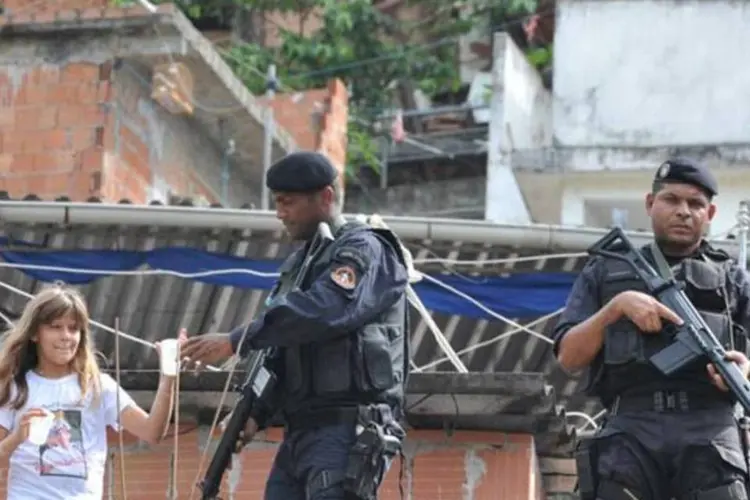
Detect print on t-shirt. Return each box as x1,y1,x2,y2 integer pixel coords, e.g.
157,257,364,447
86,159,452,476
36,409,87,479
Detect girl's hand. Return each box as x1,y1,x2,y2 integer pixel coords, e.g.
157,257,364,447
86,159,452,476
11,408,49,442
155,328,188,377
155,328,188,355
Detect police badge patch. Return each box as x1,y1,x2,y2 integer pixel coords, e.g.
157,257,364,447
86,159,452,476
657,162,670,179
330,265,357,290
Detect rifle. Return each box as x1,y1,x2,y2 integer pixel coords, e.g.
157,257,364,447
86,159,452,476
588,226,750,413
199,222,336,500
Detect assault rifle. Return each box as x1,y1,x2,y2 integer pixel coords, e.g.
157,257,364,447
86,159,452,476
199,222,336,500
588,227,750,413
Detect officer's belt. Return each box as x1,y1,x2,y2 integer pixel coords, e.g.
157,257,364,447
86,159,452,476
284,407,358,432
284,405,389,433
609,390,733,415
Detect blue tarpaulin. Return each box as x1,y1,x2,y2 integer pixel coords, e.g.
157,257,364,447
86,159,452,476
0,240,576,320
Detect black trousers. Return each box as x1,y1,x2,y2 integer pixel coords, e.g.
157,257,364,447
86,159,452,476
590,407,748,499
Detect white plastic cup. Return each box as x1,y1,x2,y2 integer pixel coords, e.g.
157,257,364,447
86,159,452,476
159,338,180,376
28,410,54,446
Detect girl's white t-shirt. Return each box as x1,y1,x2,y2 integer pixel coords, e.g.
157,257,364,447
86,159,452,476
0,371,137,500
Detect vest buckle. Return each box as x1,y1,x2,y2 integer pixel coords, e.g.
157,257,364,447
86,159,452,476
653,390,689,412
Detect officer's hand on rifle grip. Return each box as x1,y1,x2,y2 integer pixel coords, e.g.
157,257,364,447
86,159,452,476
234,418,259,453
215,412,259,454
708,350,750,392
612,291,684,333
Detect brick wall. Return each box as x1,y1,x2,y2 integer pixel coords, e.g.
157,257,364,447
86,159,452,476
0,425,546,499
0,63,106,200
108,62,250,205
263,88,329,152
0,1,264,207
0,58,239,205
261,78,349,197
315,79,349,197
3,0,109,10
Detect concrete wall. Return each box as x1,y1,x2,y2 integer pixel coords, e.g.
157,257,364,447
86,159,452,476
485,32,552,224
495,0,750,227
496,34,553,151
0,56,251,206
513,168,750,236
559,169,750,235
344,176,487,217
553,0,750,150
0,426,547,500
0,0,349,207
108,63,240,205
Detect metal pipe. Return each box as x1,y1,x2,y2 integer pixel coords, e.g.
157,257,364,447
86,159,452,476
0,200,741,254
261,64,277,211
738,201,749,272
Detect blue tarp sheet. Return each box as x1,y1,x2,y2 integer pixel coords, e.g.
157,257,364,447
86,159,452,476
0,241,576,320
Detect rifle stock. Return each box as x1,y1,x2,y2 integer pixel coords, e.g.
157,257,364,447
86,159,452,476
199,222,336,499
200,353,276,499
588,227,750,413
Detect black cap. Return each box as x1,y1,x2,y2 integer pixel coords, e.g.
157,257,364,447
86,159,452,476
654,157,718,197
266,151,338,193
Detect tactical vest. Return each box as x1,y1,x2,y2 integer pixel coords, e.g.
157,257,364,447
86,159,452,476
272,221,410,413
596,246,741,394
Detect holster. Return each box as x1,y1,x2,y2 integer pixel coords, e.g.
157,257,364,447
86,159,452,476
575,436,599,500
342,405,405,500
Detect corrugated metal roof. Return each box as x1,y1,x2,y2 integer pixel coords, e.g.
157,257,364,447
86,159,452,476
0,197,604,439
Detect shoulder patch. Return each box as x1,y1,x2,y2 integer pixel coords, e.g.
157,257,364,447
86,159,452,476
330,265,358,290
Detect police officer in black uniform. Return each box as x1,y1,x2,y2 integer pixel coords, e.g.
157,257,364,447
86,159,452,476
182,151,410,500
554,157,750,500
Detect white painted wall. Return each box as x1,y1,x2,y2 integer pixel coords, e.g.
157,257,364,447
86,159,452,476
560,171,750,236
485,33,552,224
489,0,750,227
553,0,750,148
498,35,553,150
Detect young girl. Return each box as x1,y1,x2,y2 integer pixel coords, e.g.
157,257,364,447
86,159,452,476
0,284,183,499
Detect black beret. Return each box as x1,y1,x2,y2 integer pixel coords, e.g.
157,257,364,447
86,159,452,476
654,157,717,197
266,151,338,193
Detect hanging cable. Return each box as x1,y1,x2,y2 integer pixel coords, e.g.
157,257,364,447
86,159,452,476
0,278,222,372
114,317,128,500
413,308,563,373
419,274,553,344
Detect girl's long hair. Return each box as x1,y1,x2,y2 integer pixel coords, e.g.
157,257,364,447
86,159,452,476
0,284,102,410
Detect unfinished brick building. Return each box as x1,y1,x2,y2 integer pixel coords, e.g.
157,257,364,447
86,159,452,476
0,1,580,498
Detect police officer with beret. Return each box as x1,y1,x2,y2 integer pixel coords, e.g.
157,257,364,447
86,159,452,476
182,151,410,500
554,157,750,500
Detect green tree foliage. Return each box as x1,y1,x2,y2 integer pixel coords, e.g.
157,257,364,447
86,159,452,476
114,0,538,175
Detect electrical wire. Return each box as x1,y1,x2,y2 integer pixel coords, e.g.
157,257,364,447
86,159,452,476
412,307,563,373
0,257,557,345
0,277,222,372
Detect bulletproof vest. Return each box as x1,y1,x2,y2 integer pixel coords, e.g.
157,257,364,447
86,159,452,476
598,245,739,378
274,221,410,412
